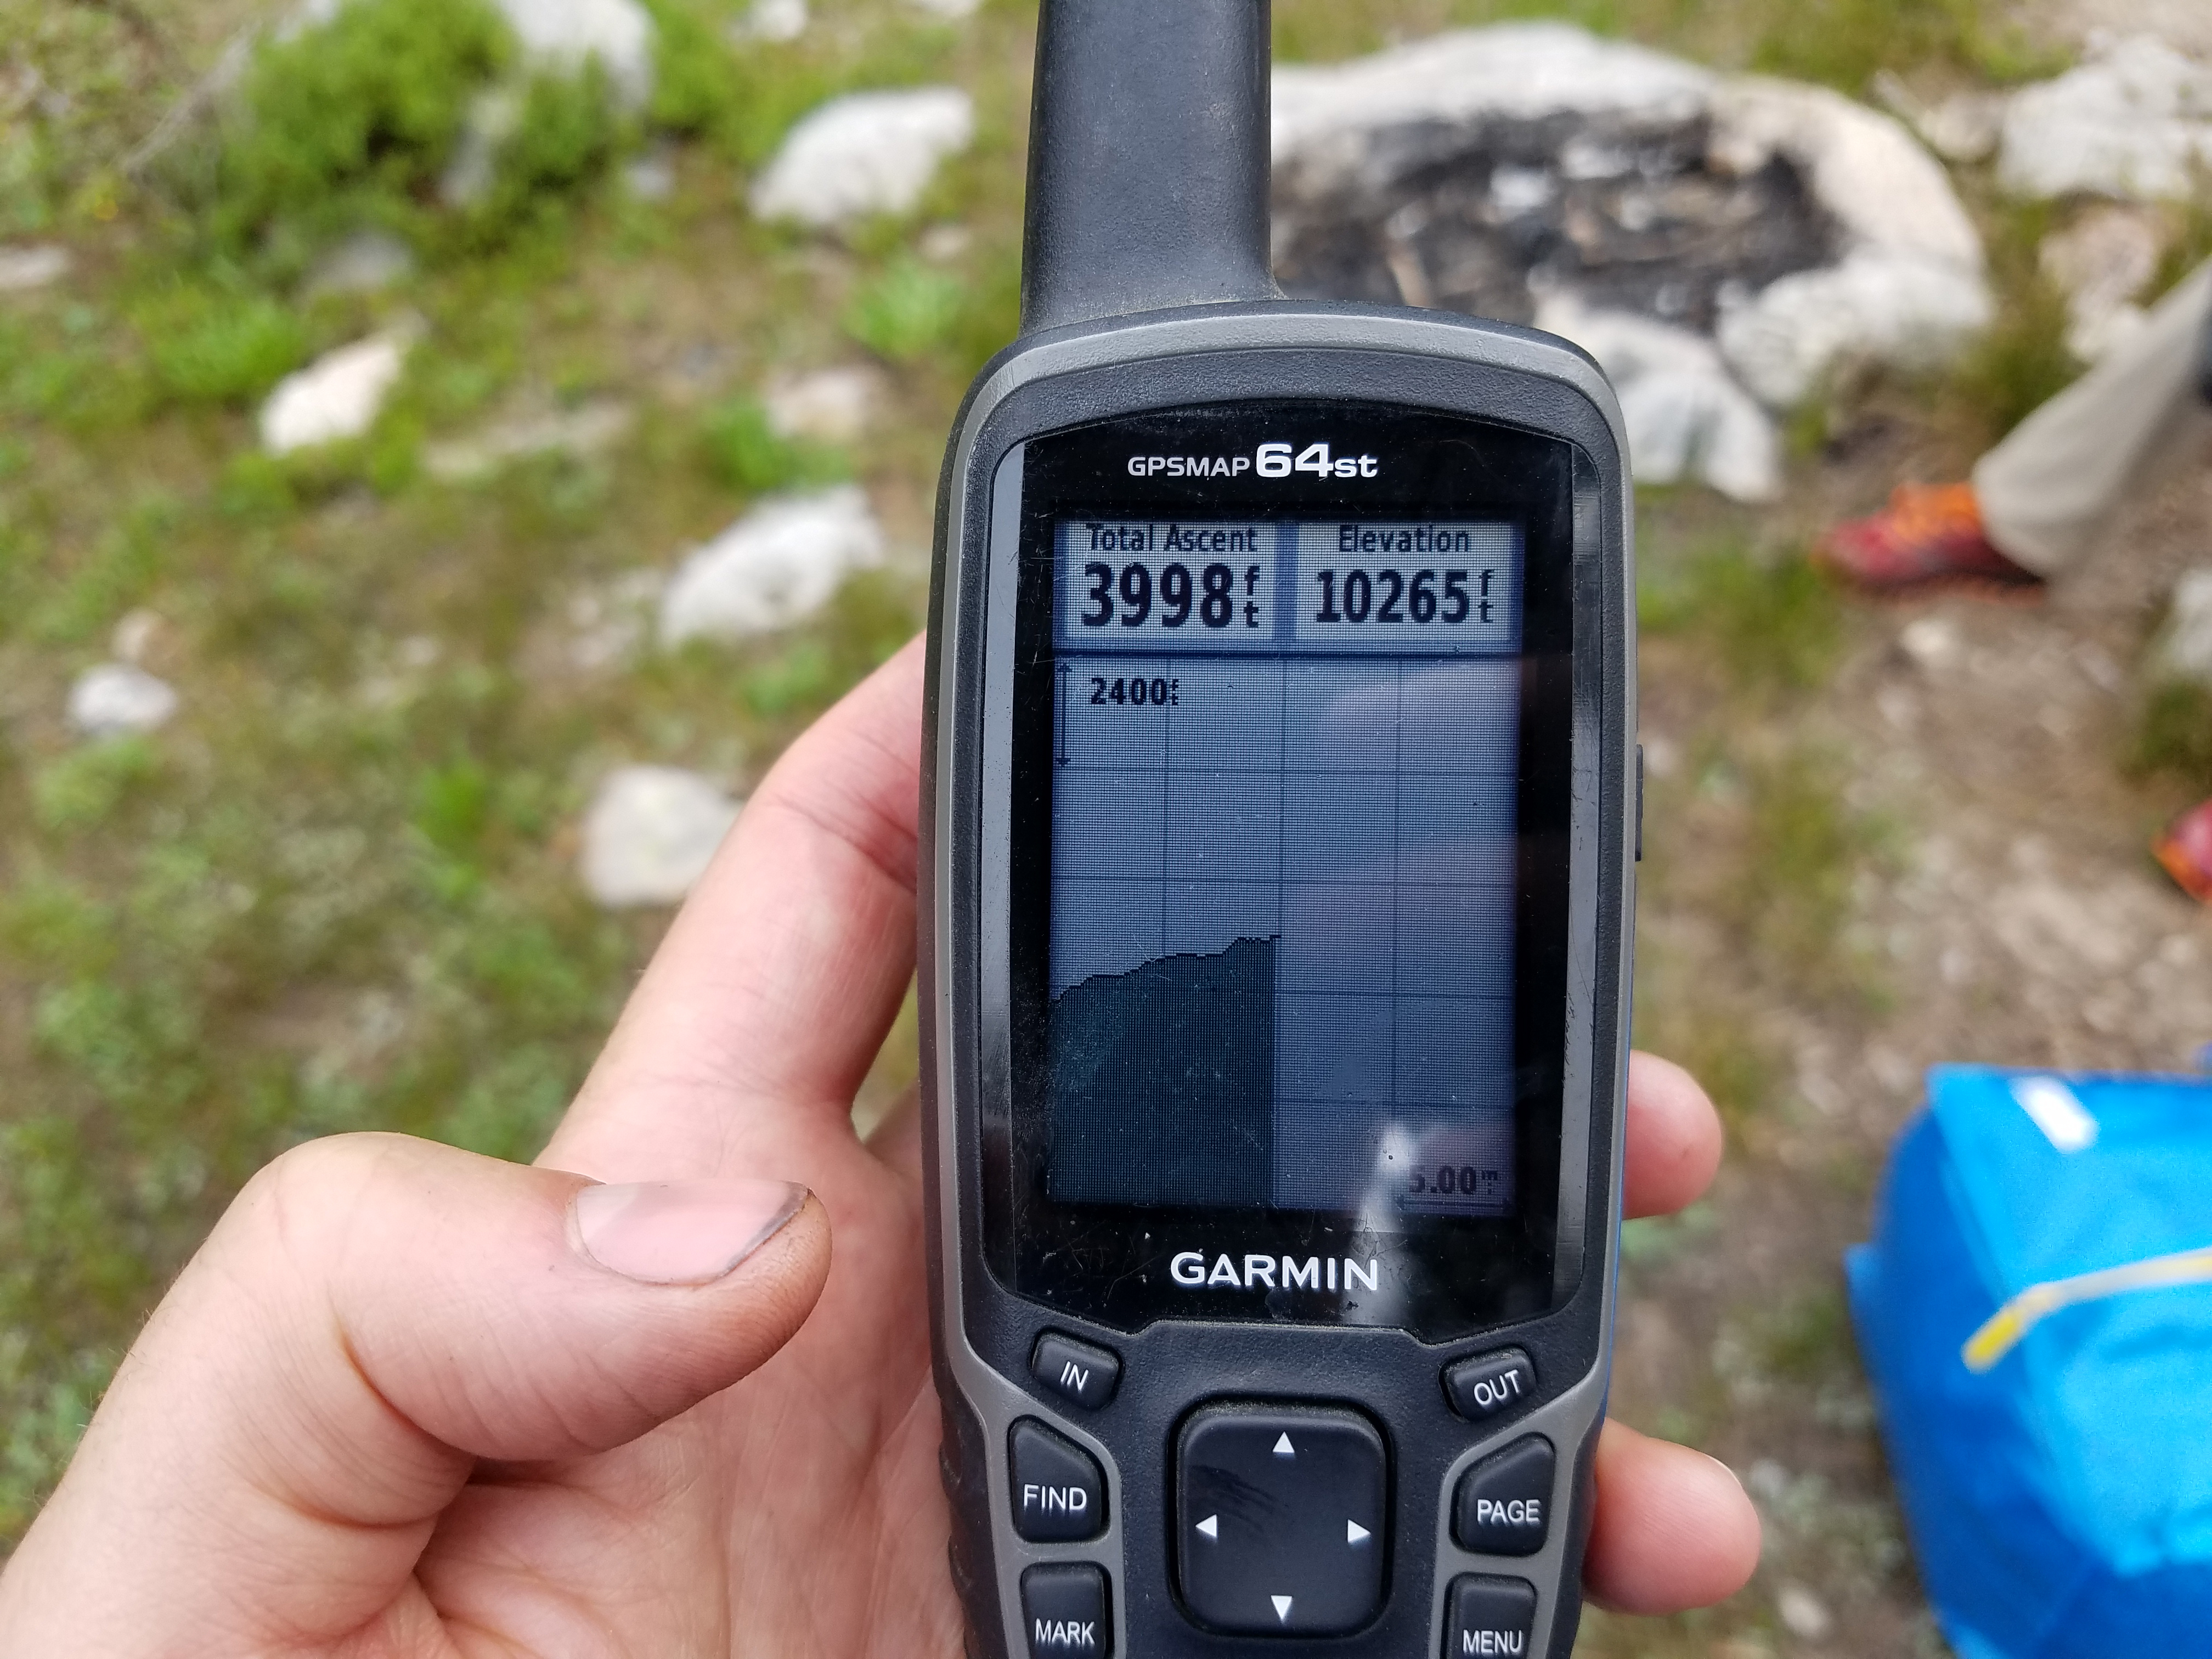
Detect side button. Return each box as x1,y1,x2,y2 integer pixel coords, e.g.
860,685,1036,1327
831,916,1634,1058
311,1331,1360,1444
1454,1435,1555,1556
1031,1331,1121,1410
1022,1562,1111,1658
1444,1574,1537,1658
1443,1348,1536,1423
1010,1419,1107,1542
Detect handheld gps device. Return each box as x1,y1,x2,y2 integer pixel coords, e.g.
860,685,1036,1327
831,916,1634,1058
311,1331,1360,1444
919,4,1637,1655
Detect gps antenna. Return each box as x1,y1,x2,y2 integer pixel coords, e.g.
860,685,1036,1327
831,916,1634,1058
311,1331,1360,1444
1019,0,1280,335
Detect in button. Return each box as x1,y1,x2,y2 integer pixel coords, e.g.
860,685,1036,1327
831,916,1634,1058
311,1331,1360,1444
1031,1331,1121,1410
1453,1435,1554,1556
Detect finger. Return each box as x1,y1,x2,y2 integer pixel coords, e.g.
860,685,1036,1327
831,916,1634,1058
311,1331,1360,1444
546,635,927,1182
1583,1420,1762,1613
0,1132,830,1656
1624,1051,1724,1219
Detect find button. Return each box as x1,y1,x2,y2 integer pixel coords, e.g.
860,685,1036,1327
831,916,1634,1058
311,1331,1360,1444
1453,1435,1554,1556
1011,1418,1107,1542
1443,1347,1535,1423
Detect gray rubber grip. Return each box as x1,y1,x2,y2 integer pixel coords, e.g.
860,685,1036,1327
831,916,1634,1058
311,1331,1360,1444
1019,0,1281,335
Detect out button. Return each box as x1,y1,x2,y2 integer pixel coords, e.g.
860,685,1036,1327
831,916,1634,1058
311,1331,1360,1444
1453,1435,1554,1556
1443,1348,1535,1423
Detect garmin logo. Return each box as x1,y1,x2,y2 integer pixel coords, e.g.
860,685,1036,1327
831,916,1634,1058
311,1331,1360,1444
1125,443,1381,481
1170,1251,1381,1293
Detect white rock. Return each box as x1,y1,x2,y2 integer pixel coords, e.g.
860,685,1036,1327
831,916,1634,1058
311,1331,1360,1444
1270,24,1991,419
1921,90,2009,162
302,230,415,297
658,486,885,645
1998,35,2212,201
1718,247,1994,409
111,608,166,665
1708,77,1983,273
258,323,419,455
764,365,884,444
749,88,975,228
1872,70,2007,163
2154,568,2212,684
68,663,179,738
1899,614,1961,673
562,568,665,672
735,0,806,41
622,149,675,201
0,245,72,292
1273,23,1713,196
423,399,634,482
490,0,655,108
918,222,971,262
2040,204,2166,362
1535,296,1780,501
579,765,740,907
1776,1583,1834,1643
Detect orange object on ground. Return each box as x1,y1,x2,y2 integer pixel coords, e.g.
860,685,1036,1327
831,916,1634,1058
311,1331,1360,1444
1816,483,2044,596
2153,799,2212,903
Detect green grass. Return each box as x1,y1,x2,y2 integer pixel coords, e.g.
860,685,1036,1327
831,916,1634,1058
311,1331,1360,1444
1274,0,2057,88
1940,200,2080,448
844,255,969,362
2129,679,2212,793
137,282,309,407
1639,540,1847,699
700,396,853,494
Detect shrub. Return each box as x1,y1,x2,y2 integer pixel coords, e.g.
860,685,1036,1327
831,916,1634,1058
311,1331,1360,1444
460,63,624,240
216,0,513,249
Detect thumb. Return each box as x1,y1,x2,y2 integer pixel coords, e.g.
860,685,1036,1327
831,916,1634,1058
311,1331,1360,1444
0,1132,829,1657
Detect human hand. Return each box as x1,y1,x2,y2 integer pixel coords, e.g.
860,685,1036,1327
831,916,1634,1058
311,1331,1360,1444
0,634,1758,1656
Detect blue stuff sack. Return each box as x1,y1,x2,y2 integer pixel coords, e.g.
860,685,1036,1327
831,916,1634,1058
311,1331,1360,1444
1847,1065,2212,1659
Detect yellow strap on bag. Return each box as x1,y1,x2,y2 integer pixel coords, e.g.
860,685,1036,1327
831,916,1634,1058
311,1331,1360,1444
1962,1246,2212,1373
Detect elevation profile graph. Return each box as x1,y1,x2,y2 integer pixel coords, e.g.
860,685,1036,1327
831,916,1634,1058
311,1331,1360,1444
1047,936,1276,1207
1047,650,1523,1216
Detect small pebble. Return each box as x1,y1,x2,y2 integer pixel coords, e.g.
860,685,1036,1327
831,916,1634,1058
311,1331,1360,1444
69,663,179,738
1776,1582,1833,1641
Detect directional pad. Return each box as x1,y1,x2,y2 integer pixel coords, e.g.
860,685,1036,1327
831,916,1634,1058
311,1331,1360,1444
1174,1403,1387,1636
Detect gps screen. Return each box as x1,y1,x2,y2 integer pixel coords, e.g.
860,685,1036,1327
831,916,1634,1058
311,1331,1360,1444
993,403,1578,1333
1044,516,1526,1221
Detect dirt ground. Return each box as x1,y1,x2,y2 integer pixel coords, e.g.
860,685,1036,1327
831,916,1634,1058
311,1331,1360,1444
1577,387,2212,1656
